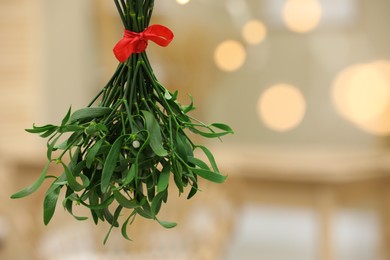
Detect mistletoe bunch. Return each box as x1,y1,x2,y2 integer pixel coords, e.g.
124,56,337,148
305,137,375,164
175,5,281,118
11,0,232,243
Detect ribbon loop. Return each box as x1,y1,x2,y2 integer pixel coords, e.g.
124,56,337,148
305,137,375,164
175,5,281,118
113,24,174,62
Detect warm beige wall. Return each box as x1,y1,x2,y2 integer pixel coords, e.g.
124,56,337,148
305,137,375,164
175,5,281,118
0,0,43,158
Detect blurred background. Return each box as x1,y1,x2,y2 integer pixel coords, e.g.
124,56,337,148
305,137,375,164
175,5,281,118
1,0,390,259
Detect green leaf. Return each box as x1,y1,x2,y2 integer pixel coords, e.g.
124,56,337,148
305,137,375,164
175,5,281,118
71,158,86,173
69,107,112,123
89,189,104,222
196,145,220,173
58,125,84,133
147,183,156,202
11,161,51,199
86,138,105,168
25,124,57,134
104,205,123,245
121,211,136,241
210,123,234,134
187,157,210,170
85,123,109,136
63,189,88,221
141,110,168,157
151,191,167,216
157,164,170,193
156,218,177,229
113,190,143,209
172,161,184,193
47,173,66,194
190,168,227,183
136,200,154,219
67,131,83,146
46,134,62,160
43,186,61,225
79,195,115,210
188,123,233,139
40,127,58,138
119,163,137,188
103,207,119,227
136,208,154,219
189,127,231,138
101,136,125,192
54,140,69,150
182,95,196,114
79,174,90,188
187,177,198,200
61,106,72,126
175,131,193,162
62,162,85,192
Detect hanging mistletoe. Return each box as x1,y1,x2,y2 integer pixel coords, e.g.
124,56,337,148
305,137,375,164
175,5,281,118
11,0,232,243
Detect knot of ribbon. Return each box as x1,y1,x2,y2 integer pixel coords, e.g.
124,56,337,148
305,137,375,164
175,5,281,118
113,24,174,62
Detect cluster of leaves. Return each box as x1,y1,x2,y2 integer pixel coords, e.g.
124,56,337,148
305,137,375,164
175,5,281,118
11,0,232,243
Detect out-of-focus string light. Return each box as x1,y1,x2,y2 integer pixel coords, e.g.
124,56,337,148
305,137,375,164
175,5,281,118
176,0,191,5
214,40,246,72
282,0,322,34
242,20,267,45
258,84,306,132
332,61,390,135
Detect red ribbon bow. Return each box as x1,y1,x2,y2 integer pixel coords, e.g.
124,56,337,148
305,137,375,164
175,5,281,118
113,24,174,62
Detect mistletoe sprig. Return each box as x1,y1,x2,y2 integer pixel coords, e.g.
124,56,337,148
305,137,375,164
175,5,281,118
11,0,232,243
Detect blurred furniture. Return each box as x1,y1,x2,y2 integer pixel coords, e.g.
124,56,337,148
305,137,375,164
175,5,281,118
215,144,390,260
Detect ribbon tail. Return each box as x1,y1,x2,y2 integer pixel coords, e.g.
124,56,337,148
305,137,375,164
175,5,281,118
113,38,135,63
144,25,174,47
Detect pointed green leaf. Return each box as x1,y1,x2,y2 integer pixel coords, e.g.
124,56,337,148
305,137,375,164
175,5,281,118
189,127,231,138
210,123,234,134
43,186,61,225
63,189,88,221
79,195,115,210
62,162,85,192
104,206,123,245
86,138,105,168
157,164,170,193
113,190,142,209
136,200,154,219
40,127,58,138
11,161,51,199
141,110,168,157
69,107,112,123
58,125,84,133
175,131,193,162
182,95,196,114
101,136,125,192
187,178,198,200
196,145,220,173
151,191,167,216
121,211,136,241
89,189,104,222
156,218,177,229
61,106,72,126
187,157,210,170
47,173,66,194
103,207,119,227
190,168,227,183
25,124,57,134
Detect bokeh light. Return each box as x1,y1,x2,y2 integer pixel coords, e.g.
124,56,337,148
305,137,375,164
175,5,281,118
214,40,246,72
176,0,191,5
282,0,322,34
242,20,267,45
332,61,390,135
258,84,306,131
